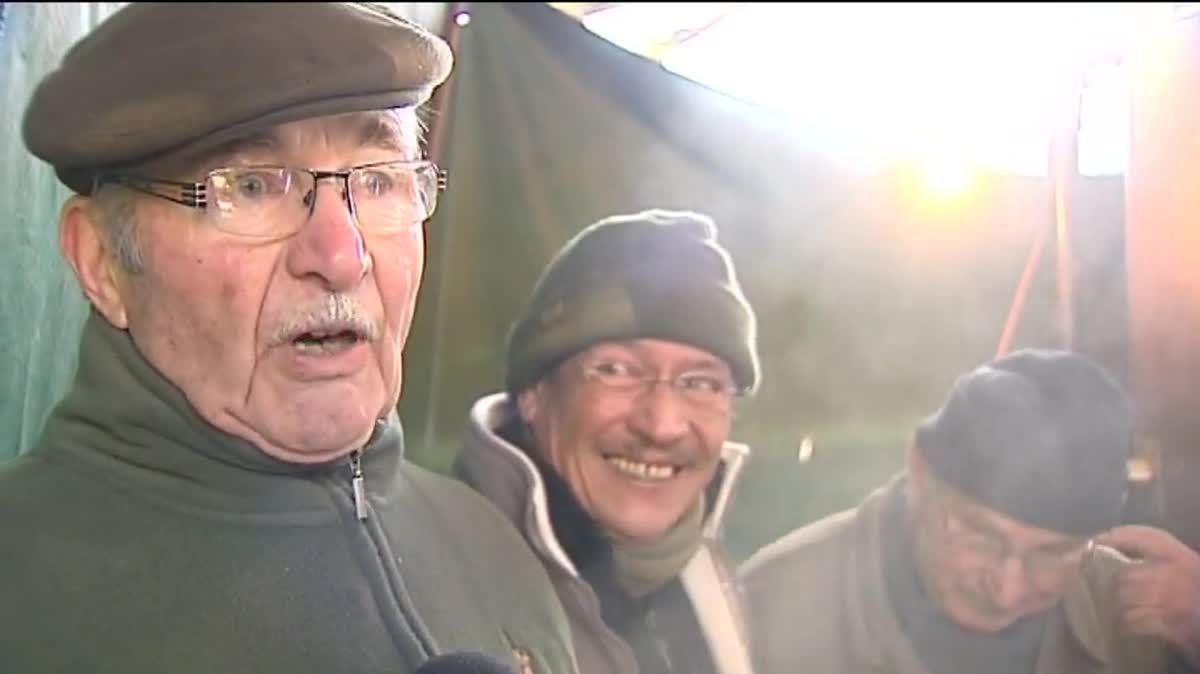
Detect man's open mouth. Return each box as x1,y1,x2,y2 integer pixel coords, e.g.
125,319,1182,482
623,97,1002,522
291,327,368,355
605,455,679,481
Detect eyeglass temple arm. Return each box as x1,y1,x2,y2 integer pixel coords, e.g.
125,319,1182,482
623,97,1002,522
94,174,204,208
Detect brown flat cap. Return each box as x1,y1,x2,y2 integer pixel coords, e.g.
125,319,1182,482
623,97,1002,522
23,2,453,194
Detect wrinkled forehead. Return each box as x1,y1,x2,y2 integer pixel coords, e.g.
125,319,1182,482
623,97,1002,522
145,109,422,176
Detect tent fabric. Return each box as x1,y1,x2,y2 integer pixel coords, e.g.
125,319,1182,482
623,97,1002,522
398,2,1125,461
2,3,124,459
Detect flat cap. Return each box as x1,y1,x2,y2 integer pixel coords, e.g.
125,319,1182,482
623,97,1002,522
23,2,453,194
914,348,1132,535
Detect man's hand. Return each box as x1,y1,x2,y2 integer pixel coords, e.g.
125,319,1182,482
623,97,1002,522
1096,525,1200,667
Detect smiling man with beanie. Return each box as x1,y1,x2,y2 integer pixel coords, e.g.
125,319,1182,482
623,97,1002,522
454,209,759,674
741,348,1200,674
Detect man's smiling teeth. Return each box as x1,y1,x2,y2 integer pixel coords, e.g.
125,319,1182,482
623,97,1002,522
606,456,677,480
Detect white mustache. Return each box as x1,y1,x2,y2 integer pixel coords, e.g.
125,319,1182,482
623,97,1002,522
269,294,380,347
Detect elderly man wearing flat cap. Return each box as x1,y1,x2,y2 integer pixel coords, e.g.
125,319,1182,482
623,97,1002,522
741,348,1200,674
0,4,578,674
453,210,760,674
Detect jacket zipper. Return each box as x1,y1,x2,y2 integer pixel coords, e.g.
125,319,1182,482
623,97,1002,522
349,449,367,521
342,441,439,666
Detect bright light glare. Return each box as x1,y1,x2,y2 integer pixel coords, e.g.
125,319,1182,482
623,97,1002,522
921,157,977,201
578,2,1175,177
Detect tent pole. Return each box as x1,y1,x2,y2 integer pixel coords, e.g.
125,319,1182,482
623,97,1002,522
421,2,472,456
995,66,1085,357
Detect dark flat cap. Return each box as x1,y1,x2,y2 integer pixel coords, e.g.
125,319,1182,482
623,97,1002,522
23,2,453,194
914,349,1132,535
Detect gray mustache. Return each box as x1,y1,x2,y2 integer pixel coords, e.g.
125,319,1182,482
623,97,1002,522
270,294,380,347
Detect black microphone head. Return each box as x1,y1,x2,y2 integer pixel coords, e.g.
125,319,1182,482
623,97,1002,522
415,651,517,674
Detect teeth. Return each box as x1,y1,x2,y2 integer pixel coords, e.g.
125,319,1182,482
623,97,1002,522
606,456,677,481
298,329,359,341
294,332,359,354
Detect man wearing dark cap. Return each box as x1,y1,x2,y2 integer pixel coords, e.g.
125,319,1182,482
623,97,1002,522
740,348,1200,674
0,4,578,673
453,209,759,674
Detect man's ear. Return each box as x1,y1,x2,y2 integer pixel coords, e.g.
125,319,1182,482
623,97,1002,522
59,195,130,328
907,444,927,491
516,384,543,426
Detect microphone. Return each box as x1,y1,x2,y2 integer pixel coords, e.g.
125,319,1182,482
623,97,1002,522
415,651,517,674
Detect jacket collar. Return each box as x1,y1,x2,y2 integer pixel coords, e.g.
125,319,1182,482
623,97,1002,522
35,310,403,519
844,475,927,671
457,393,580,575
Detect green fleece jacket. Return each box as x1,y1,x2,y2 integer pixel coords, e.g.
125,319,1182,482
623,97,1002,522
0,311,579,674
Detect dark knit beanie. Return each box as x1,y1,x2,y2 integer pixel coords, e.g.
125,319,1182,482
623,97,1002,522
914,349,1132,536
505,209,760,396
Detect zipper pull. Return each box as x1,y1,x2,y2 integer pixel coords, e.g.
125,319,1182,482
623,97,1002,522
349,449,368,521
